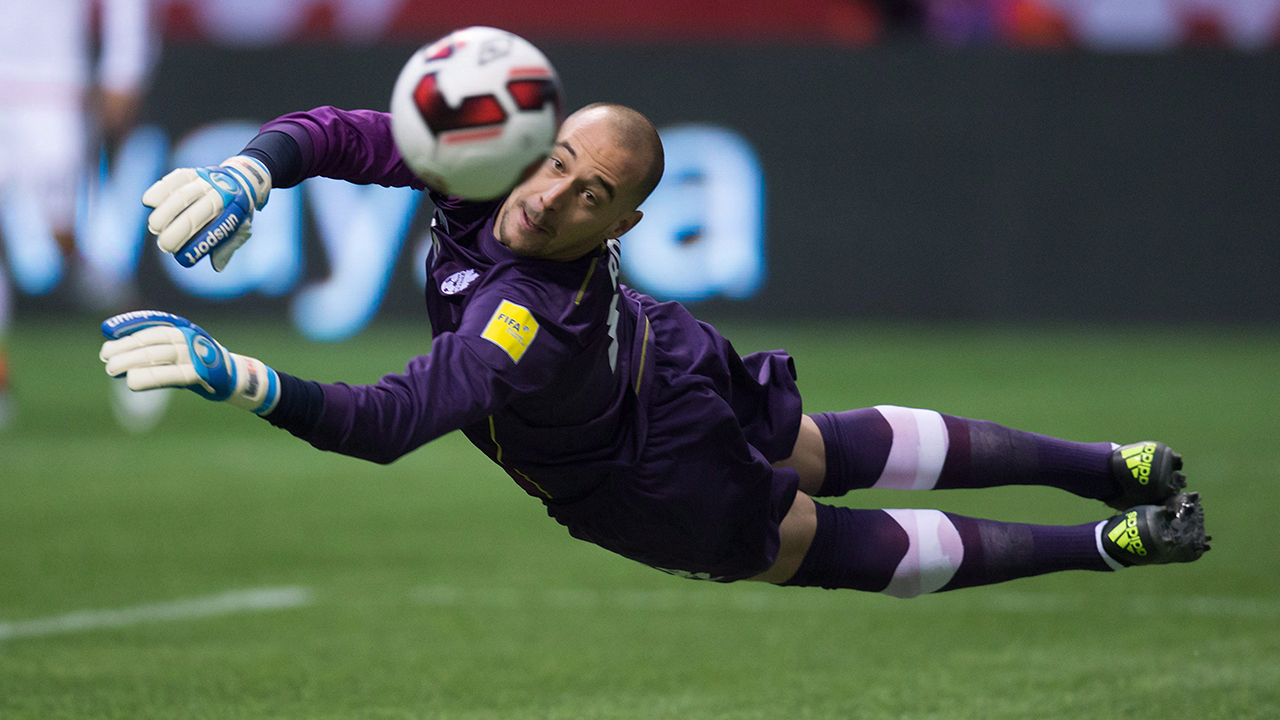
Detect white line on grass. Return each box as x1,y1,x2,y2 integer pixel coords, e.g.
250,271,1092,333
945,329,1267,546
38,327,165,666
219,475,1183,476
0,587,314,641
411,585,1280,619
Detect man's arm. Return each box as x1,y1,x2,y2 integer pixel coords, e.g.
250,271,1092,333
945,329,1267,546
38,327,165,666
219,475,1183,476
145,107,426,271
269,332,533,464
99,310,513,464
271,285,570,464
253,107,427,190
101,288,570,465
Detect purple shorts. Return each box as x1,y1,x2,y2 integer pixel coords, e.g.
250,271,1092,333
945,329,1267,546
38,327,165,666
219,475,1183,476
545,300,803,582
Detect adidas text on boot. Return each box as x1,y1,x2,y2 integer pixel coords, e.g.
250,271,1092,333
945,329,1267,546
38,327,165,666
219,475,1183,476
1100,492,1210,567
1106,441,1187,511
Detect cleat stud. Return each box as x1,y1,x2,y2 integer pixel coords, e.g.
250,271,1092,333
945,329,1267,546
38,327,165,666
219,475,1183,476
1172,452,1183,471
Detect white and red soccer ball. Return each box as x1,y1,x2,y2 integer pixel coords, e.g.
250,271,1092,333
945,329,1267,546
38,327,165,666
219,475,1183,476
390,26,564,200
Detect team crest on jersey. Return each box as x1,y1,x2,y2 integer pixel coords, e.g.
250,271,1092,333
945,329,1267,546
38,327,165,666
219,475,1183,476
440,268,480,295
481,300,539,363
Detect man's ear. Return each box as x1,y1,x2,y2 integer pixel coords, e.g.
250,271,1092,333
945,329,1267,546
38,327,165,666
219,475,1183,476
611,210,643,239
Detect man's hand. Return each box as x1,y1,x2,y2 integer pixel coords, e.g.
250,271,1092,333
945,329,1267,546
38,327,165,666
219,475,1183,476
143,156,271,272
100,310,279,415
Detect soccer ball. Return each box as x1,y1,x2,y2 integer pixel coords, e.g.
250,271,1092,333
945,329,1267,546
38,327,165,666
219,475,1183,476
390,26,564,200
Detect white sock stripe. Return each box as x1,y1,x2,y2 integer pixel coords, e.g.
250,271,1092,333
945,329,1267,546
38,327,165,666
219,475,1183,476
871,405,918,490
882,509,965,599
913,409,949,490
872,405,950,491
1096,520,1126,571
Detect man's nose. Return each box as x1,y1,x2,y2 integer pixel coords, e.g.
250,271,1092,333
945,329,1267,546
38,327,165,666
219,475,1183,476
538,178,572,210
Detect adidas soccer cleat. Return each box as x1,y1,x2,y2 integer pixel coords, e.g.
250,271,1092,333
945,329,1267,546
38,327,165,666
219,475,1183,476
1105,441,1187,511
1100,492,1210,567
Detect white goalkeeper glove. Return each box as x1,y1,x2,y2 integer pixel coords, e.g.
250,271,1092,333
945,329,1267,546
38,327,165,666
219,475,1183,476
100,310,280,415
143,155,271,272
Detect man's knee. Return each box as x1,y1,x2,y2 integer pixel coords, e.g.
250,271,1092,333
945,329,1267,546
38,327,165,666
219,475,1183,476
747,491,817,584
773,415,825,495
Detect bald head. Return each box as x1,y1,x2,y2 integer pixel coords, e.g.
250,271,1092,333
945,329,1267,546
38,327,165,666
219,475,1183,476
564,103,665,208
496,102,662,261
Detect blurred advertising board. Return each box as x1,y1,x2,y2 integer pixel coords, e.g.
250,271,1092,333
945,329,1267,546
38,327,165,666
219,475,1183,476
9,43,1279,337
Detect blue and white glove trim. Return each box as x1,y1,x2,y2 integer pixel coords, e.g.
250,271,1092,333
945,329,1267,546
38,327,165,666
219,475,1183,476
143,155,271,272
100,310,280,415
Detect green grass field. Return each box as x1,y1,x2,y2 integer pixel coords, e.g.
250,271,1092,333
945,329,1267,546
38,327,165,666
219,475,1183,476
2,319,1277,719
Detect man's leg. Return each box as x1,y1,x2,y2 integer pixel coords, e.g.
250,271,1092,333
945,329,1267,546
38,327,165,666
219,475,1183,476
0,346,11,431
0,265,11,431
749,490,1208,594
778,408,1185,509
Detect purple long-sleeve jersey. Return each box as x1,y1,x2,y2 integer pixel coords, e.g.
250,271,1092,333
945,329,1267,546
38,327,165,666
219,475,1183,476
262,107,655,500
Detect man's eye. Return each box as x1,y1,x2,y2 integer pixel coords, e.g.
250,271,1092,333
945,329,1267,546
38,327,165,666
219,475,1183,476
583,191,595,203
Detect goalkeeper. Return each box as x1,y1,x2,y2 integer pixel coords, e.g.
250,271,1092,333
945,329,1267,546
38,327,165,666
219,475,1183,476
101,104,1208,594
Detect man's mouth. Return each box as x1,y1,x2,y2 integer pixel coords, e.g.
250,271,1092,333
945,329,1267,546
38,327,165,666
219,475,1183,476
520,206,549,235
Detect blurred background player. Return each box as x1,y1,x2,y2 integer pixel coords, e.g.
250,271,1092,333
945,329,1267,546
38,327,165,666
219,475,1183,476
0,0,166,432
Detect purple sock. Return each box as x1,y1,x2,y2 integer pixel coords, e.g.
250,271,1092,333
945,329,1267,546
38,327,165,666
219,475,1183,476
939,513,1112,591
782,503,908,592
812,407,1118,501
783,502,1113,596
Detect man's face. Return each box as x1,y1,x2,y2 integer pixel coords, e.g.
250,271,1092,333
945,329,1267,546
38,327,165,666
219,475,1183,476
495,111,645,262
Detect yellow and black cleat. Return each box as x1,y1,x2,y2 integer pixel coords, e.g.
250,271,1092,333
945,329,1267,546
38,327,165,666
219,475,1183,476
1106,441,1187,511
1101,492,1210,567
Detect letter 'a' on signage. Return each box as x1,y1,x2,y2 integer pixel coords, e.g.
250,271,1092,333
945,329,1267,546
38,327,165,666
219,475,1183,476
623,124,766,303
481,299,539,363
